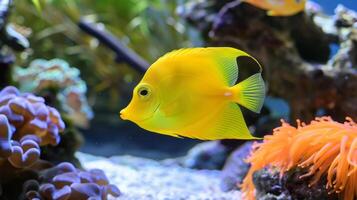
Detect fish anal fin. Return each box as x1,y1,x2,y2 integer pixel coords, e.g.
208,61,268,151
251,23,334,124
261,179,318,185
148,125,183,138
164,133,183,138
183,103,258,140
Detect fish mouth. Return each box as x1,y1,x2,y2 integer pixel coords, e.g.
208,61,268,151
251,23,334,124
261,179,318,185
120,103,160,122
119,109,128,120
119,113,126,120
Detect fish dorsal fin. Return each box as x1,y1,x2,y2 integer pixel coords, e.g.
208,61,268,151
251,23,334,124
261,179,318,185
159,47,260,86
181,102,259,140
215,53,239,86
158,48,206,61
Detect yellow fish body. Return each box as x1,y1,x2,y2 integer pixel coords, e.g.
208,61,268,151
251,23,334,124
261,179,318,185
120,47,265,140
242,0,306,16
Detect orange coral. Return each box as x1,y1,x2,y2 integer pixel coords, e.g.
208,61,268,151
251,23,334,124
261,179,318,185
241,117,357,200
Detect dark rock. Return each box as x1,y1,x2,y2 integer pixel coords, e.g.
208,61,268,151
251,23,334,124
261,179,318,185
252,168,338,200
181,141,234,170
220,141,252,192
40,122,84,168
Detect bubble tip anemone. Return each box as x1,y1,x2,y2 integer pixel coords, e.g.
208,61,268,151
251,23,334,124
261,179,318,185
241,116,357,200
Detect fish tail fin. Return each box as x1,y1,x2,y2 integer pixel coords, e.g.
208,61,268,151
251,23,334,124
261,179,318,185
232,73,265,113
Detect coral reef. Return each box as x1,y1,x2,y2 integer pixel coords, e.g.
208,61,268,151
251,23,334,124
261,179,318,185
18,162,121,200
13,59,91,166
36,162,121,200
13,58,93,128
0,86,64,156
241,117,357,200
0,86,120,200
179,0,357,122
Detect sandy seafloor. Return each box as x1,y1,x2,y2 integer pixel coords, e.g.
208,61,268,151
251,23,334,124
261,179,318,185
77,152,241,200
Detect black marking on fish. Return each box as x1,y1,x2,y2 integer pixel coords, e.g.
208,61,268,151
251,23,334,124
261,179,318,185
235,56,262,84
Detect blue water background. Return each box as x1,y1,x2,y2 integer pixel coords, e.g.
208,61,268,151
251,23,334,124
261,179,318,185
314,0,356,14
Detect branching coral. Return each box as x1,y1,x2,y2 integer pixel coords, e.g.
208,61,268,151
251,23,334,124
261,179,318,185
241,117,357,200
13,58,93,128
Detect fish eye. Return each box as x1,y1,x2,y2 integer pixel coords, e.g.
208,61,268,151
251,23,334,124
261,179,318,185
137,85,151,100
140,89,148,96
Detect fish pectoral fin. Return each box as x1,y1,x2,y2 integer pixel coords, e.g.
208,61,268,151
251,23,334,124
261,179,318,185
183,103,259,140
161,101,181,117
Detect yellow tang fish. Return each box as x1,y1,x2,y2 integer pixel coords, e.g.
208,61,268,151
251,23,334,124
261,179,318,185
242,0,306,16
120,47,265,140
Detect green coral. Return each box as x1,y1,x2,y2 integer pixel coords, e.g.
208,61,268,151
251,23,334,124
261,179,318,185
13,58,93,128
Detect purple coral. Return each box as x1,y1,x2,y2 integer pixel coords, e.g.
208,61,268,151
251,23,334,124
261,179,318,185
0,114,13,157
0,86,65,147
7,135,41,168
0,86,120,199
0,86,65,168
38,162,121,200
